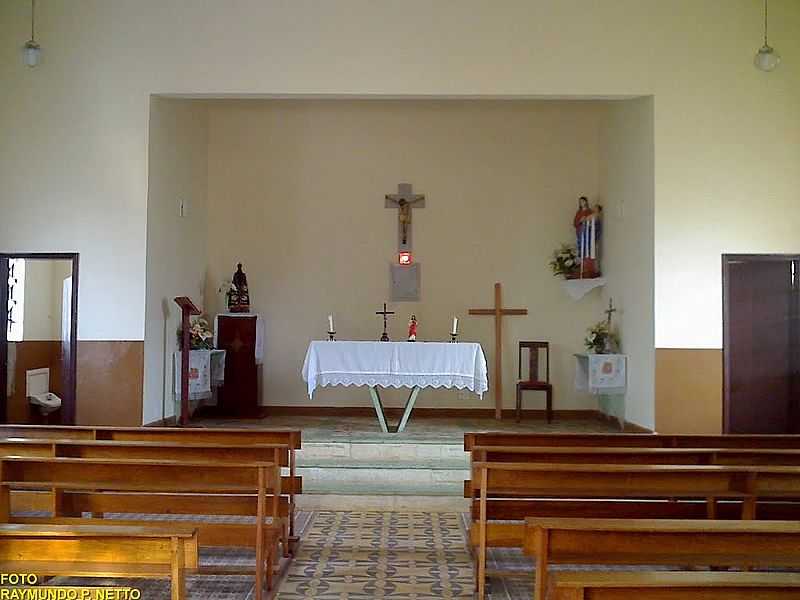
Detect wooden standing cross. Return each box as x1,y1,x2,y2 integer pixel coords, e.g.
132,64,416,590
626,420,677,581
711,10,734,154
469,283,528,420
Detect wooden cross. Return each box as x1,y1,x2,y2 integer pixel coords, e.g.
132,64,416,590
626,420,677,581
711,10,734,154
376,302,395,341
385,183,425,251
604,298,617,328
469,282,528,420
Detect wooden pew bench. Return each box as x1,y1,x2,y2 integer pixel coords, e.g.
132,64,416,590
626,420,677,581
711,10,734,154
524,518,800,600
0,425,303,546
0,456,282,600
470,461,800,599
464,431,800,451
0,523,198,600
547,571,800,600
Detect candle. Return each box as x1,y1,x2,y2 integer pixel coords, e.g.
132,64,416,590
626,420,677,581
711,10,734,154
451,316,458,335
328,315,334,332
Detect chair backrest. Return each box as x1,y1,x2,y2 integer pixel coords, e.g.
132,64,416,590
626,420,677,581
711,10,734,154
519,341,549,384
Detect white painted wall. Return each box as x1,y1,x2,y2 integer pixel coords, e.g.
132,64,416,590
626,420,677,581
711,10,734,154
142,98,208,425
600,98,656,429
1,0,798,354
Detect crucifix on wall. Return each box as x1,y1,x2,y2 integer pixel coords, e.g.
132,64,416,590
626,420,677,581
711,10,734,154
385,183,425,252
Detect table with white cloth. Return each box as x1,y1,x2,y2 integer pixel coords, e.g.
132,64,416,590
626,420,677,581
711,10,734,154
302,341,489,433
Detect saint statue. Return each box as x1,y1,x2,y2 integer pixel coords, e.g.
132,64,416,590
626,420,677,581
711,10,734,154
228,263,251,313
573,196,602,278
407,314,418,342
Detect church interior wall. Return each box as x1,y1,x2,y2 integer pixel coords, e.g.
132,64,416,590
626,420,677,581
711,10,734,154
599,96,656,429
1,1,797,429
203,98,608,412
143,97,210,425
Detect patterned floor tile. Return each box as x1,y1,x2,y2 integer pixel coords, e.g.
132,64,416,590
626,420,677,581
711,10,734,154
276,511,474,599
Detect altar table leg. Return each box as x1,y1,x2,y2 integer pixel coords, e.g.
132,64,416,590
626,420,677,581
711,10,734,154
369,387,390,433
396,387,421,433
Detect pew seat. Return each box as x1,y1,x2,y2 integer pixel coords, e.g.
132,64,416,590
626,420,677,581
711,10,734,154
548,571,800,600
0,523,198,600
524,518,800,600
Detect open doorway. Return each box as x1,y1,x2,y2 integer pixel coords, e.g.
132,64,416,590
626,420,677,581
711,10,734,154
0,253,79,425
722,254,800,433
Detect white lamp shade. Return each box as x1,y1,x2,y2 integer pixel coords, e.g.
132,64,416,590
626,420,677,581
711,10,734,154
754,45,781,71
23,41,41,67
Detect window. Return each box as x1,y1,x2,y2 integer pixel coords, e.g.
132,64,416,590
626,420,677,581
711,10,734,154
7,259,25,342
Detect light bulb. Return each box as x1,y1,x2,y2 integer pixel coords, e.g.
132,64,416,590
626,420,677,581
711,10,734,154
754,44,780,72
23,40,41,67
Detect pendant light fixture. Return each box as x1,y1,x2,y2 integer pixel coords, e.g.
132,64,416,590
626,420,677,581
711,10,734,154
754,0,780,72
23,0,41,68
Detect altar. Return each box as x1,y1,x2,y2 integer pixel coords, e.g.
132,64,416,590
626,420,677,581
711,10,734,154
302,341,488,433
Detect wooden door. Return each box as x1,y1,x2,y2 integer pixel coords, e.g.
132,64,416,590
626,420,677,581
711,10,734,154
723,255,800,433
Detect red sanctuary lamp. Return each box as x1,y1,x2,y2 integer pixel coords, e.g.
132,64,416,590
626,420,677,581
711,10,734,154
398,251,413,266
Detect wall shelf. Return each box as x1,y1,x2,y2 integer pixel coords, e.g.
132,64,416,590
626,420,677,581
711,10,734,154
561,277,606,300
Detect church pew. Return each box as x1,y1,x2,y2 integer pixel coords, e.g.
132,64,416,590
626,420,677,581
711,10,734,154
547,571,800,600
471,445,800,466
0,523,198,600
466,445,800,518
0,439,298,556
0,456,282,600
0,425,302,542
523,518,800,600
464,431,800,451
470,461,800,600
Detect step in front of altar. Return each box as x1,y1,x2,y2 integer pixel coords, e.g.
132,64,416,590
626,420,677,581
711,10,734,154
295,441,470,512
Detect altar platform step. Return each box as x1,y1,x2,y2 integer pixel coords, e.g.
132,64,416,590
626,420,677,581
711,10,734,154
295,440,470,512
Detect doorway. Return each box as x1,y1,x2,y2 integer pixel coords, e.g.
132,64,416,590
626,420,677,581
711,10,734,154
722,254,800,434
0,253,79,425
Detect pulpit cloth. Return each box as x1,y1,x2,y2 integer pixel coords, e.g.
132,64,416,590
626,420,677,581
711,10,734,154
302,341,488,398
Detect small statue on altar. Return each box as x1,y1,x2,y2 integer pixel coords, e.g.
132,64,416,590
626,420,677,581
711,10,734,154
573,196,602,278
407,314,418,342
228,263,251,313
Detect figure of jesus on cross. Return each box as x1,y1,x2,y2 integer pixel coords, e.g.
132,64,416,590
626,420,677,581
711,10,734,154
385,183,425,251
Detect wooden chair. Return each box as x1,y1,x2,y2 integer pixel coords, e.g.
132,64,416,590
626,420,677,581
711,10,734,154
0,523,198,600
516,342,553,423
548,571,800,600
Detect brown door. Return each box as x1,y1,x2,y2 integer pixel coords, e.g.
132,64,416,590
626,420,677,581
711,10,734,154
723,255,800,433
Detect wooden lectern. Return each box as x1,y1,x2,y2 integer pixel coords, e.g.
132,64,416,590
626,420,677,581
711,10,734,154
174,296,201,426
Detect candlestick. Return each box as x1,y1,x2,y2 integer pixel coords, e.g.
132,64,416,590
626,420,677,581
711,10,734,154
450,332,459,343
451,316,459,335
328,330,336,341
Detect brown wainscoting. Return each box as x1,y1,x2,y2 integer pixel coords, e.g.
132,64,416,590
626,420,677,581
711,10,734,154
6,341,64,424
76,341,143,426
655,348,722,434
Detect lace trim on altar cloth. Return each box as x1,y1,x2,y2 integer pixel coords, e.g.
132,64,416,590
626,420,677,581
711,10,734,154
311,373,486,396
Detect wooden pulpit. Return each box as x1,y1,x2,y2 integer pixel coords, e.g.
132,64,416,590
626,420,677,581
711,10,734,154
173,296,201,426
216,314,260,417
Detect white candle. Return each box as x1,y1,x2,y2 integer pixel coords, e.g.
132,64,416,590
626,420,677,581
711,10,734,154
328,315,334,332
451,316,458,335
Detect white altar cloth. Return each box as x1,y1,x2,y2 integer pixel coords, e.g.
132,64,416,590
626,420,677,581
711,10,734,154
301,341,488,398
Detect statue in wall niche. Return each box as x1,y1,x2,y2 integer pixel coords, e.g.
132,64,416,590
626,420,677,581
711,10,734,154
227,263,251,313
573,196,602,278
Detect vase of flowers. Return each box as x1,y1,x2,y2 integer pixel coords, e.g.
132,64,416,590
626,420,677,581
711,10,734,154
549,244,580,279
177,317,214,350
585,320,619,354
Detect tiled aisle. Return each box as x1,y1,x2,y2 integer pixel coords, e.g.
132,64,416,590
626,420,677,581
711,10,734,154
276,511,474,599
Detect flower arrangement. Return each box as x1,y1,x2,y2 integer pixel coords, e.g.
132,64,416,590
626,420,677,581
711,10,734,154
177,317,214,350
584,320,619,354
549,244,580,279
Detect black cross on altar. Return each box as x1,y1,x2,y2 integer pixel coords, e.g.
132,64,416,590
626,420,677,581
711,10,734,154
376,302,395,341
